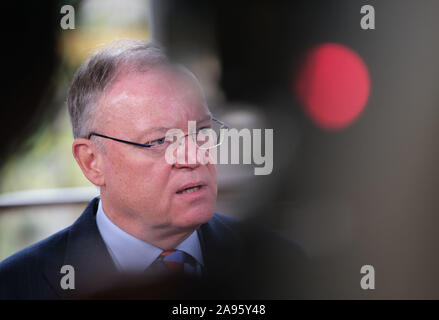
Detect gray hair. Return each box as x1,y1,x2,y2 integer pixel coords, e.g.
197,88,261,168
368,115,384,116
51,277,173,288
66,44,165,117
67,39,169,139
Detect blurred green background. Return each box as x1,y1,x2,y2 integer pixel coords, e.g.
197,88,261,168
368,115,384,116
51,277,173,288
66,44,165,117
0,0,151,261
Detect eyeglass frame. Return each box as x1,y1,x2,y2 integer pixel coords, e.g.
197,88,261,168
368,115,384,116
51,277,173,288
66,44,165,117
87,118,228,150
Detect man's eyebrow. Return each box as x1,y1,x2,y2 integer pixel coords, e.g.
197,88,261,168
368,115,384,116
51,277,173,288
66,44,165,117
147,126,171,132
137,114,212,139
137,126,170,139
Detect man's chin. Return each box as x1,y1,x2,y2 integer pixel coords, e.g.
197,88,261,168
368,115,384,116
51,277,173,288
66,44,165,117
175,207,214,229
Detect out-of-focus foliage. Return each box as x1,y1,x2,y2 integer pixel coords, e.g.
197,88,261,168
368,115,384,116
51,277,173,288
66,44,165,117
0,0,151,261
0,0,150,194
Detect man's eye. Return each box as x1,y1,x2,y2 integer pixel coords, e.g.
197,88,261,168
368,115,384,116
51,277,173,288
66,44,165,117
149,137,166,146
198,126,211,133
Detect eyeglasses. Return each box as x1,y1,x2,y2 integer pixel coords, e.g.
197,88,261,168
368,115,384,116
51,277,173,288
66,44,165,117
88,118,228,155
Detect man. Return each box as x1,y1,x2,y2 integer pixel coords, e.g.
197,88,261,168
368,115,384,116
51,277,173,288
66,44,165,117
0,40,307,299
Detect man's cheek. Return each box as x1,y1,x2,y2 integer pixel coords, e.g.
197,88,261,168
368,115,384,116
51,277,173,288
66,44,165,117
206,163,217,178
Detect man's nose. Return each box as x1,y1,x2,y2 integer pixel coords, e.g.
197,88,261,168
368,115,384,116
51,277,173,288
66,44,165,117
174,133,201,169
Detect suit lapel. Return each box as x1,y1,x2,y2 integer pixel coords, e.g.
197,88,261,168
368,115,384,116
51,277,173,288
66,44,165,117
197,214,243,280
43,198,118,299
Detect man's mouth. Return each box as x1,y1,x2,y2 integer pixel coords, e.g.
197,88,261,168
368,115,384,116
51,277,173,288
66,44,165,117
176,182,205,194
177,186,202,194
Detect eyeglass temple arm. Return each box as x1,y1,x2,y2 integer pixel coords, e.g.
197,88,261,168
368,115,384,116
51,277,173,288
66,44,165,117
212,118,228,128
88,132,153,148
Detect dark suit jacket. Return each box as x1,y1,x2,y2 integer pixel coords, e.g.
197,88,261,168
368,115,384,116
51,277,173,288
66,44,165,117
0,197,308,299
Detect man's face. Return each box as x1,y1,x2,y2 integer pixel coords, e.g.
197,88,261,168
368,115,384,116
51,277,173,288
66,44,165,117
95,67,217,232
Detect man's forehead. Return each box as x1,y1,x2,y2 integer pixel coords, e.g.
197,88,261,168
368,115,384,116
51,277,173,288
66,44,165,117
138,113,212,135
107,65,197,96
100,67,204,110
95,68,209,135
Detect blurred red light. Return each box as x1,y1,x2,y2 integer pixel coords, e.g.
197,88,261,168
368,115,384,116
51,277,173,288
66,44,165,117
295,43,370,130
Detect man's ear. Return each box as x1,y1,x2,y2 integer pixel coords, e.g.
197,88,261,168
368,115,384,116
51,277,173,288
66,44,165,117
72,138,105,186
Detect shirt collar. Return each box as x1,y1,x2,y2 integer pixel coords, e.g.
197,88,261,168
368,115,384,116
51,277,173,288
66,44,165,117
96,199,204,273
